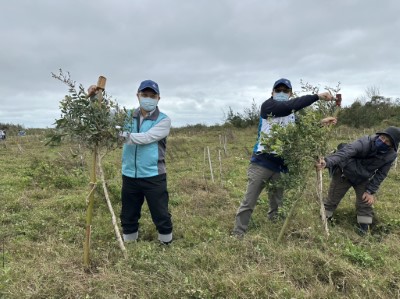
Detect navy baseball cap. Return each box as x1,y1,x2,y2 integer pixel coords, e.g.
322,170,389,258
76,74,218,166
273,78,292,89
138,80,160,94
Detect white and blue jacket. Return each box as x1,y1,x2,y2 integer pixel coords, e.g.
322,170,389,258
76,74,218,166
122,107,171,178
251,94,319,172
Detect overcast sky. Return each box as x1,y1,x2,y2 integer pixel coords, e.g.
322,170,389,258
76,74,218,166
1,0,399,128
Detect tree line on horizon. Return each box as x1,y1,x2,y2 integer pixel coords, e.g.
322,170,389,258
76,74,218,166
225,91,400,129
2,88,400,133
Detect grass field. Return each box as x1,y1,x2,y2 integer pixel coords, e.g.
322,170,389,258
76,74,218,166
0,126,399,298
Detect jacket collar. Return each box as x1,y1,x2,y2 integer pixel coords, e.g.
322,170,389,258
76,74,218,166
132,107,160,121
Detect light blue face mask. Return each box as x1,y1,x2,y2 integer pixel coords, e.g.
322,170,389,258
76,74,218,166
139,97,158,112
273,92,290,101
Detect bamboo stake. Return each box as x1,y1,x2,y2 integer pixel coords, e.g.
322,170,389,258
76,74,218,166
203,147,206,179
98,155,127,258
207,146,214,183
85,181,97,205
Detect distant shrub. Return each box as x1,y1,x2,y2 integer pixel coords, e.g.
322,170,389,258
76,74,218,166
339,96,400,128
224,99,260,128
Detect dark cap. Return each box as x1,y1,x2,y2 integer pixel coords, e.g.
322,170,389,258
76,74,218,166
376,126,400,151
273,78,292,90
138,80,160,94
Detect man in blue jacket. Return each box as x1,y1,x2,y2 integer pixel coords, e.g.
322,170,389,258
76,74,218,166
232,78,336,237
316,126,400,234
119,80,173,244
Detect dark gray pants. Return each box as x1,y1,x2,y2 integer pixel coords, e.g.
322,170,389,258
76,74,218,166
324,168,373,224
233,163,283,235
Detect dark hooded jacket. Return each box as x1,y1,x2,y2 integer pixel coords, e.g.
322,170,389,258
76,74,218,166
324,135,397,194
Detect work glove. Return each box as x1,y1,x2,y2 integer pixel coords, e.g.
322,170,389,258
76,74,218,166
116,126,132,144
118,131,129,138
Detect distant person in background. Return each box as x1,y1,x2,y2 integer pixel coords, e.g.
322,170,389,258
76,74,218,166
0,130,4,140
118,80,173,245
232,78,337,237
315,126,400,234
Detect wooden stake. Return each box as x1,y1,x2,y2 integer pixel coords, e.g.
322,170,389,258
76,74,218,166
223,135,228,156
203,147,209,193
207,146,214,183
218,149,223,186
98,154,127,258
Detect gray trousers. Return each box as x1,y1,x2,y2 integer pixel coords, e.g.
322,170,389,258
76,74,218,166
233,163,283,234
324,168,373,224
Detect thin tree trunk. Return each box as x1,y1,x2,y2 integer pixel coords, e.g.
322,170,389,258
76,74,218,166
277,187,306,243
84,148,97,268
277,197,300,243
317,168,330,236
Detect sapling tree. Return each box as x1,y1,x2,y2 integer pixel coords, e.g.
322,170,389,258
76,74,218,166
260,81,341,241
48,69,128,267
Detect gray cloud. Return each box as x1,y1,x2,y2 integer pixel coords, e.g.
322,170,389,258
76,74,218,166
1,0,399,127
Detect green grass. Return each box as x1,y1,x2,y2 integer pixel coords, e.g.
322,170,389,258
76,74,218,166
0,127,399,298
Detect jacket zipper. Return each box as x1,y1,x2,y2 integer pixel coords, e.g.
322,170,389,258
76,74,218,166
134,112,141,178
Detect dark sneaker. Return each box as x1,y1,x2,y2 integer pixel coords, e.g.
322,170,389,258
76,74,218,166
326,216,336,226
160,240,172,245
268,214,285,223
356,223,370,236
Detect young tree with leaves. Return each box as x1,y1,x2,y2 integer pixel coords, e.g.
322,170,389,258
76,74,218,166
48,70,128,268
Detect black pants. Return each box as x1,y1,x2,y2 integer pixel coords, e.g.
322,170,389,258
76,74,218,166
120,174,172,235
